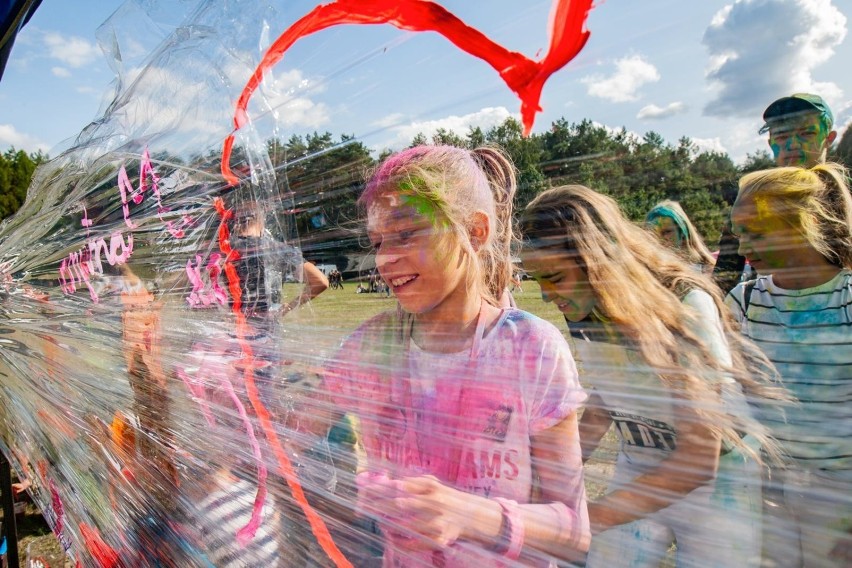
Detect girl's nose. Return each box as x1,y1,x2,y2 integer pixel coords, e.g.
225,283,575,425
539,282,557,303
375,247,401,269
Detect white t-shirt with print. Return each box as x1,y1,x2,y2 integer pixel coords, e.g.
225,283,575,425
324,308,588,567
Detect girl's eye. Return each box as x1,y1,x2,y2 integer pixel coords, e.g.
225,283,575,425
399,230,414,241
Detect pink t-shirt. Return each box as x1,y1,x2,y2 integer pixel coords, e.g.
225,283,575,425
324,308,587,566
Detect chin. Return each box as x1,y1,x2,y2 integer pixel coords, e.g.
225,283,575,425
559,308,586,323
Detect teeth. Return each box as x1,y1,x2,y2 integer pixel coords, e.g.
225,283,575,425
391,275,416,287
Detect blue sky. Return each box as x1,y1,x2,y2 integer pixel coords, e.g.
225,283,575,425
0,0,849,164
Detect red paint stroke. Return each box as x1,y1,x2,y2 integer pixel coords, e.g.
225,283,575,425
221,0,593,184
212,198,352,567
79,522,120,568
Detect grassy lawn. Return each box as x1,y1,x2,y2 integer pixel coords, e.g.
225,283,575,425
285,279,567,346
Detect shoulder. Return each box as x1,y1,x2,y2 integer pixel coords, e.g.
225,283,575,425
726,276,767,315
491,308,568,347
338,310,403,352
682,288,717,313
325,311,402,396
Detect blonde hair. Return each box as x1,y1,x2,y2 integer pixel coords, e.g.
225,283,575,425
522,185,786,461
360,145,517,306
646,200,716,269
736,162,852,268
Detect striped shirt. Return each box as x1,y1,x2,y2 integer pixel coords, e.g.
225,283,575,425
196,478,280,567
727,269,852,476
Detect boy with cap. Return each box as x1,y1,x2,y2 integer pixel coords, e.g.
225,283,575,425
713,93,836,294
760,93,837,167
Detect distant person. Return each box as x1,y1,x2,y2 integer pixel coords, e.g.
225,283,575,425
728,162,852,567
334,269,344,290
646,200,716,273
510,270,524,293
522,185,784,568
713,93,837,293
231,207,328,315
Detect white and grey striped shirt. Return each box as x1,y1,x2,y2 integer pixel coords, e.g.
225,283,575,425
727,269,852,477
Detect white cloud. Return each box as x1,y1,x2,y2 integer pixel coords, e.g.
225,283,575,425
592,121,641,144
43,31,100,68
581,55,660,103
720,123,771,164
219,60,330,129
692,137,728,154
99,58,330,143
258,68,330,128
51,66,71,78
0,125,49,152
703,0,847,117
637,102,688,120
376,107,514,150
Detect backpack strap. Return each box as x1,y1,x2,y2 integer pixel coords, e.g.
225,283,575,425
741,279,757,313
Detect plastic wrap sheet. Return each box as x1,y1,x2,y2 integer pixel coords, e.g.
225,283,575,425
0,1,593,565
0,1,849,567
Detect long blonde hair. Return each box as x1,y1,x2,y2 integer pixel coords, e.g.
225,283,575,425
360,145,518,306
522,185,786,460
646,200,716,269
737,162,852,268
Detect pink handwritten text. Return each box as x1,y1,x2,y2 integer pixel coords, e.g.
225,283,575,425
186,253,228,307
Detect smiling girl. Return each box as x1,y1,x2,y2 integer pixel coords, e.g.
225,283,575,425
521,185,784,567
728,162,852,567
320,146,590,566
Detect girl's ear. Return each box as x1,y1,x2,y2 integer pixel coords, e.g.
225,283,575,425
469,211,491,252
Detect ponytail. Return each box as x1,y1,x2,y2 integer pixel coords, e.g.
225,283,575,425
472,146,518,303
810,162,852,268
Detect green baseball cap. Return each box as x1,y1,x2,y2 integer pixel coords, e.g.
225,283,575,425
759,93,834,134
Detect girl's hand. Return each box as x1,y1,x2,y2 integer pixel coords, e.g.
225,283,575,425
357,473,500,552
389,476,471,550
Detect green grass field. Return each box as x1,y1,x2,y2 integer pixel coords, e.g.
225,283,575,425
285,279,567,344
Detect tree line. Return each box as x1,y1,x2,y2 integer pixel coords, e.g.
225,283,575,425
2,115,850,269
0,148,47,220
273,116,851,266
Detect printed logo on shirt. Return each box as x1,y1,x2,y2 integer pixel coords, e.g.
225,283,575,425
461,448,520,483
376,404,407,440
482,404,513,441
610,411,677,451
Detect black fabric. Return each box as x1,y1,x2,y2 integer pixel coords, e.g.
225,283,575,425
0,0,42,82
713,220,746,295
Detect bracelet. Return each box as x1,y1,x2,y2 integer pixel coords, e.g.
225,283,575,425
492,498,524,560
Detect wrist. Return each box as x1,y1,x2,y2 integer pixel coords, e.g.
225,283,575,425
461,496,503,544
491,498,525,559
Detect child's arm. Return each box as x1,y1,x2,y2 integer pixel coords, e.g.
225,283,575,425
282,261,329,313
578,392,612,464
586,395,721,534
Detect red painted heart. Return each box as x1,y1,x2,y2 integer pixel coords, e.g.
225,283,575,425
221,0,594,185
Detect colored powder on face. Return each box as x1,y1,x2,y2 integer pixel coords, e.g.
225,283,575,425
399,190,448,230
